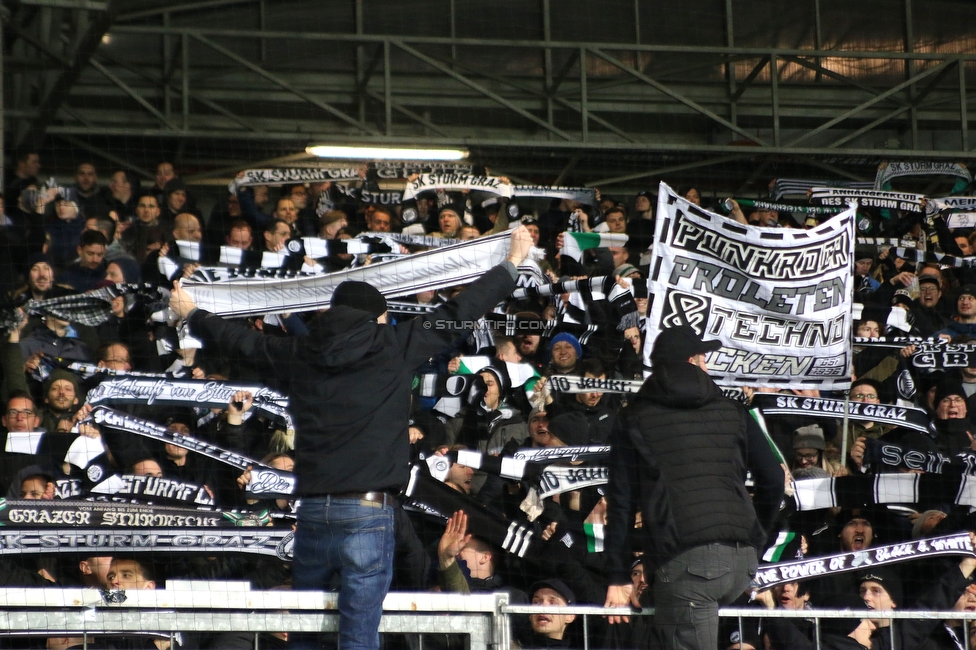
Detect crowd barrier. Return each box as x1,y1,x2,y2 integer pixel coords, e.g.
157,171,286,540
2,586,976,649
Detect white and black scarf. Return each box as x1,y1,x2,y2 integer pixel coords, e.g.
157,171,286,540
183,232,511,317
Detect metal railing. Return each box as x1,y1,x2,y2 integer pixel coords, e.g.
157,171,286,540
1,586,975,650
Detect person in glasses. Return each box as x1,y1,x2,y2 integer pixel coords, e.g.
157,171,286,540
832,379,896,471
929,380,976,456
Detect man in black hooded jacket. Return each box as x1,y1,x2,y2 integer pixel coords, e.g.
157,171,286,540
170,226,532,650
603,324,784,650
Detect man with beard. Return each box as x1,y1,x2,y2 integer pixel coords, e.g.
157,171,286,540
8,254,68,303
811,509,877,601
515,315,547,369
70,163,112,217
38,369,83,433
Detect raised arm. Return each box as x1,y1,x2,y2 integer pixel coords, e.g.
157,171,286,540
398,226,532,368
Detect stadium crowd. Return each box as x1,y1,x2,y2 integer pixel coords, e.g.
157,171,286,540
2,151,976,650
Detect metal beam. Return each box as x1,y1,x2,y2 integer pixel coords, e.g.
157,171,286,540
786,58,953,148
779,54,906,104
803,159,869,182
587,47,769,146
363,90,451,137
393,40,573,140
4,16,71,66
13,0,117,146
93,46,267,134
960,60,969,151
107,25,976,62
580,46,588,141
191,33,379,135
56,134,154,179
416,50,637,142
770,54,780,146
585,155,752,187
553,153,581,186
118,0,259,21
183,151,316,182
88,57,181,130
729,55,768,103
20,0,106,10
910,60,958,107
39,126,976,159
826,106,912,149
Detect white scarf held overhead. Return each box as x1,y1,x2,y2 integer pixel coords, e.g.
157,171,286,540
182,232,511,317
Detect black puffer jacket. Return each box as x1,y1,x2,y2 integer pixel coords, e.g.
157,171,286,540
188,263,518,496
604,360,784,581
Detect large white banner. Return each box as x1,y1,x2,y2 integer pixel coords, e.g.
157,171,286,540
642,183,856,390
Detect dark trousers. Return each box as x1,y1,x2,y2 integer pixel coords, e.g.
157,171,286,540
652,542,758,650
291,496,395,650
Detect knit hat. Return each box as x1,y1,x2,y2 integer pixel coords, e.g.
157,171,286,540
858,566,903,607
331,281,387,318
934,379,966,406
549,332,582,361
891,289,913,309
163,177,186,197
854,245,876,262
43,368,80,398
478,361,511,395
529,578,576,605
546,412,590,447
437,202,462,219
793,424,825,451
164,410,196,432
960,284,976,300
651,325,721,363
26,252,52,273
614,263,641,279
527,406,548,425
849,378,882,399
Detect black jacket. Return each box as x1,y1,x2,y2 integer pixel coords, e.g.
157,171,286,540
604,360,784,581
188,263,518,496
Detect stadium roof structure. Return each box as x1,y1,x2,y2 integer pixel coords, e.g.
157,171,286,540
4,0,976,194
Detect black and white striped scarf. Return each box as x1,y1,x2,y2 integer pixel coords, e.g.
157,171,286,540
182,231,511,317
792,473,976,511
0,285,161,330
752,394,933,435
87,407,295,499
85,377,293,430
770,178,875,201
876,161,971,189
754,533,973,591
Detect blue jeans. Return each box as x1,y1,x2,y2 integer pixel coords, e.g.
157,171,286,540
652,543,758,650
291,496,395,650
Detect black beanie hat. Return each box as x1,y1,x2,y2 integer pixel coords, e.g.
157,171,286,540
547,411,590,447
331,281,387,318
858,566,903,608
934,379,966,407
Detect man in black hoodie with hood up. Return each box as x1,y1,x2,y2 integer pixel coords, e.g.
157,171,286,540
169,226,533,650
603,324,784,650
